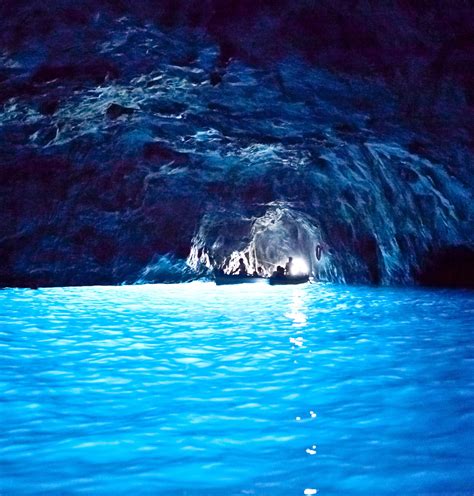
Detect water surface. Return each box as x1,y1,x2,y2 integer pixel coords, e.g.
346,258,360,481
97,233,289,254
1,282,473,495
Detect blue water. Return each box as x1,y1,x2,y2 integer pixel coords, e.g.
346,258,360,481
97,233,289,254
1,283,473,495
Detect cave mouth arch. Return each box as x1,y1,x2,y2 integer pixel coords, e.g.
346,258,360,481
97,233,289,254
188,206,326,277
246,208,321,276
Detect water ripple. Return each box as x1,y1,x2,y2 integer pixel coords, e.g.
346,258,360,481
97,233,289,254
0,283,473,494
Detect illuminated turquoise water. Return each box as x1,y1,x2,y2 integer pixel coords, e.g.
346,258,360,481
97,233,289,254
1,283,473,495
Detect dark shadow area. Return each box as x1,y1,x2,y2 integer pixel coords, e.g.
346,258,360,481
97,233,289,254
417,246,474,289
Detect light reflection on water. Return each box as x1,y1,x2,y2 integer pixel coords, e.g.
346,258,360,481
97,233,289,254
1,282,473,495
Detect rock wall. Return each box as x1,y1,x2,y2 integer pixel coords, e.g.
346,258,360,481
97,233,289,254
0,3,473,287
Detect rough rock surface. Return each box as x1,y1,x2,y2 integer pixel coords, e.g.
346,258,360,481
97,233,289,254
0,2,473,287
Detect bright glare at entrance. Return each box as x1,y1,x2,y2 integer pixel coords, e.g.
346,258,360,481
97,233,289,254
290,257,309,275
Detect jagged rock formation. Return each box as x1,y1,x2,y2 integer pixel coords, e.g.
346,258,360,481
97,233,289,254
0,2,473,287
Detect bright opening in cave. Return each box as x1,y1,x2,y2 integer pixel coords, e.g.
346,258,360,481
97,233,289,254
187,207,325,278
248,209,320,277
287,257,309,276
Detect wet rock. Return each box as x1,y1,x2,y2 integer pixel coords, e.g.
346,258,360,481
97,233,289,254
356,235,381,285
281,136,305,145
106,103,136,119
32,60,120,85
240,179,274,204
0,125,32,146
0,80,39,103
38,99,59,115
247,134,280,145
0,156,72,189
146,99,188,115
31,126,57,145
210,71,223,86
137,254,202,284
313,156,331,169
207,102,232,113
334,122,358,134
205,181,234,200
399,167,419,183
407,139,429,156
143,142,188,164
0,70,10,84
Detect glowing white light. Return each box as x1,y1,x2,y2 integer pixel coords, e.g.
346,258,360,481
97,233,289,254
289,257,309,275
304,489,318,495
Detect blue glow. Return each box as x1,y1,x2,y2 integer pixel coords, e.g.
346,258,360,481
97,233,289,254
1,283,473,494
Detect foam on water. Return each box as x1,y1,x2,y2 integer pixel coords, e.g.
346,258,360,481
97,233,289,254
1,283,473,494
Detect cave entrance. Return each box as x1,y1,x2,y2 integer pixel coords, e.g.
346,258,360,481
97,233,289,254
188,207,324,278
243,208,321,276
